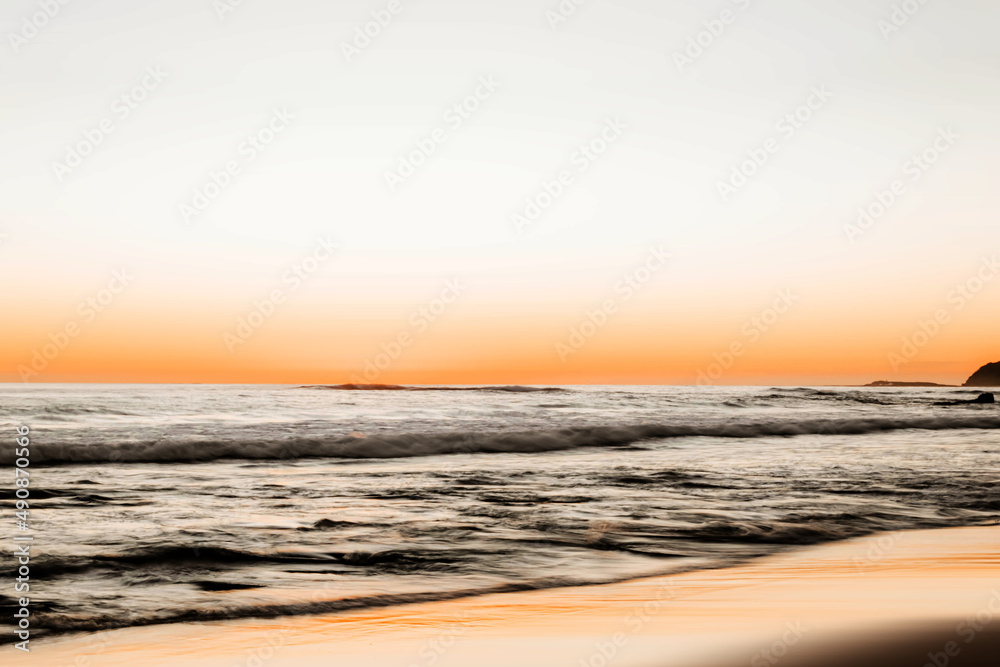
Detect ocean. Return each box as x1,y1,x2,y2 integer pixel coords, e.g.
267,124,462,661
2,383,998,637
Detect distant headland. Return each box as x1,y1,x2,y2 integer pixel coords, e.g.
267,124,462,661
864,381,955,387
864,361,1000,388
964,361,1000,387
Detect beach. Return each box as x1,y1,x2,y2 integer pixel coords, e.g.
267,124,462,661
9,524,999,667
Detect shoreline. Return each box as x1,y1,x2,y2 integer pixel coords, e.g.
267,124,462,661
8,524,1000,666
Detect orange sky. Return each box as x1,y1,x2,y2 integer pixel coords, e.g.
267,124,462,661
5,282,996,385
3,2,998,386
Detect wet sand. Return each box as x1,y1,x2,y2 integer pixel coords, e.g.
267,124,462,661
8,525,1000,667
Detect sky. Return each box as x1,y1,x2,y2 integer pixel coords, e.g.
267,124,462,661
1,0,998,385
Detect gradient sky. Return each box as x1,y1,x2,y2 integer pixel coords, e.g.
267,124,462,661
2,0,998,384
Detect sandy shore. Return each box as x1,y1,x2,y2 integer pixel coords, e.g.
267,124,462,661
7,525,1000,667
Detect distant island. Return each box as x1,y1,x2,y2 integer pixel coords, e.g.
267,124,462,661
964,361,1000,387
865,381,955,387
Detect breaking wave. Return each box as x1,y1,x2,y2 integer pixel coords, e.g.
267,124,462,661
30,577,631,635
10,415,1000,466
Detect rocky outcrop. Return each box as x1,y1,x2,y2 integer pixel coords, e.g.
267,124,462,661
934,392,995,406
964,362,1000,387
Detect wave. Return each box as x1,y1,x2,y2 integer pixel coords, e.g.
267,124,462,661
30,544,462,578
0,404,138,417
29,545,301,578
27,574,654,636
27,512,971,636
8,414,1000,466
758,388,900,405
299,384,569,393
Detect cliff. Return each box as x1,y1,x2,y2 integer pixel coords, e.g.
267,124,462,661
964,362,1000,387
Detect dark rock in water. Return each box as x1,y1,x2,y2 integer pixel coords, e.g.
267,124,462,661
934,392,995,406
964,362,1000,387
192,580,262,592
